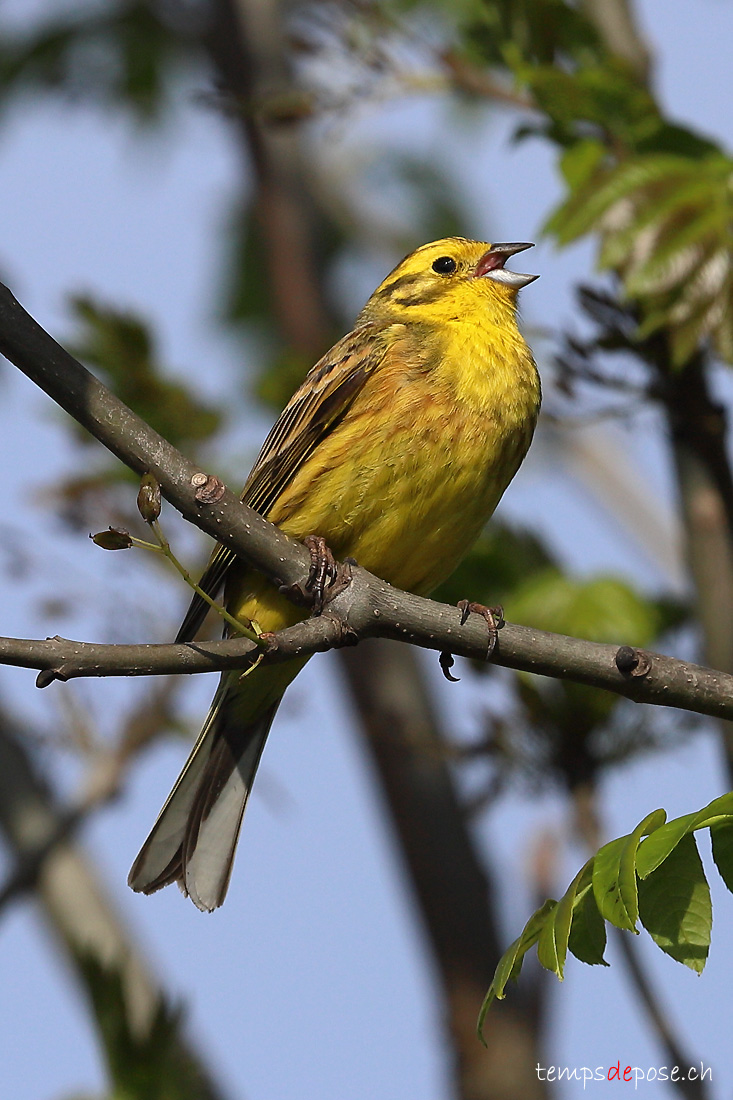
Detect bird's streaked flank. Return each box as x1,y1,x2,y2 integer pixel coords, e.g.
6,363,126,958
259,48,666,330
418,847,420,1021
128,237,541,911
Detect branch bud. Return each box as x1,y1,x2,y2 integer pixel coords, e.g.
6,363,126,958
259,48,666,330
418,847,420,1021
91,527,133,550
137,472,162,523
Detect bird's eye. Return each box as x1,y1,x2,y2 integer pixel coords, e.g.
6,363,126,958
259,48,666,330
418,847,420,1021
432,256,457,274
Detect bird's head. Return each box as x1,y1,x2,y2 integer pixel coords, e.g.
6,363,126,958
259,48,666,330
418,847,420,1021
359,237,538,327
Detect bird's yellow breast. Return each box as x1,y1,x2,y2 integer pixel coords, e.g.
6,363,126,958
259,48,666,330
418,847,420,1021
266,315,540,595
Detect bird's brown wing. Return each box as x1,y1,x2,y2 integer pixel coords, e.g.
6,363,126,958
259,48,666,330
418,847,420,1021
175,324,388,642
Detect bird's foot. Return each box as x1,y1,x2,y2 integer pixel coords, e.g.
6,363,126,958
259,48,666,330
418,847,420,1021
439,600,504,681
457,599,504,657
280,536,354,614
304,535,338,612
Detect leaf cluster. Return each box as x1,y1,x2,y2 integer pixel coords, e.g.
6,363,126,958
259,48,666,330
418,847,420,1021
404,0,602,70
434,0,733,366
548,150,733,366
480,792,733,1036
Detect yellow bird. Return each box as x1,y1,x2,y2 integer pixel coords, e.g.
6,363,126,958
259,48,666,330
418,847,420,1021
129,237,541,910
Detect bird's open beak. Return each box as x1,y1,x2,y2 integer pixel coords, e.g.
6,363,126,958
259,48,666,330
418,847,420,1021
473,242,538,289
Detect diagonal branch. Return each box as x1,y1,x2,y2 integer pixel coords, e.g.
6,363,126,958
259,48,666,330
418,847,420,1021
0,280,311,591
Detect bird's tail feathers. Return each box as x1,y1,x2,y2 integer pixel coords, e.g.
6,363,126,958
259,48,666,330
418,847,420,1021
128,689,278,911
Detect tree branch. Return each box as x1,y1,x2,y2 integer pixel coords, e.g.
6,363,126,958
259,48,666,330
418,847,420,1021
0,280,311,592
1,610,733,726
2,281,733,724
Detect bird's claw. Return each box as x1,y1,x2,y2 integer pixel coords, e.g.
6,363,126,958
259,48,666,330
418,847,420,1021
295,535,355,613
278,540,354,614
439,601,503,678
439,650,460,682
457,599,504,658
303,535,338,612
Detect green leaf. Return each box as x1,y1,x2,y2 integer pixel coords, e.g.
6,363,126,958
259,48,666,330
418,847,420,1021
637,792,733,877
638,833,711,972
477,899,557,1037
548,149,733,364
635,120,721,159
690,790,733,825
670,249,729,320
668,292,723,369
627,210,723,298
568,884,608,966
636,811,700,878
711,820,733,893
546,156,688,244
537,859,594,978
254,347,313,412
591,836,636,932
432,522,555,609
592,809,666,932
531,62,661,149
0,1,195,120
456,0,603,71
482,796,733,1024
599,174,722,277
74,953,220,1100
222,202,276,327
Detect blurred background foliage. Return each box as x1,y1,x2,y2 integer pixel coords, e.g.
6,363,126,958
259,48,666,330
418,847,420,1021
1,1,732,1099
